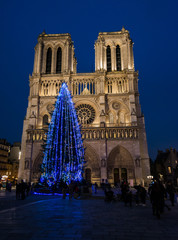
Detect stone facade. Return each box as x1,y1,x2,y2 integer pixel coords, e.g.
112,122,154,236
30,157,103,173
18,28,150,186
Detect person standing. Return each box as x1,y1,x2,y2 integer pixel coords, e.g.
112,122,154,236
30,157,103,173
166,181,175,206
94,182,98,194
140,186,147,206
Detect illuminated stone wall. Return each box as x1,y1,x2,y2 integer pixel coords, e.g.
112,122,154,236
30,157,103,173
18,28,150,186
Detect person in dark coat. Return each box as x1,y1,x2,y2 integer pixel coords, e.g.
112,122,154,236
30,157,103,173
150,181,162,219
140,186,147,206
20,180,26,200
166,181,175,206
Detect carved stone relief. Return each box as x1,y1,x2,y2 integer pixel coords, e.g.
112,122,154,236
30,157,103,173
112,102,120,110
47,104,55,114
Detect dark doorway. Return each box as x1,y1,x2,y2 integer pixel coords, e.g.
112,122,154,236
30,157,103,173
114,168,119,185
121,168,127,181
85,168,91,183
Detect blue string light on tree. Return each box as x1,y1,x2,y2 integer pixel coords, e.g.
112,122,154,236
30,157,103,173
41,82,84,185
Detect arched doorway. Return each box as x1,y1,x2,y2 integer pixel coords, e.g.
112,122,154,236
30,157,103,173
83,143,100,183
32,151,43,182
107,145,134,185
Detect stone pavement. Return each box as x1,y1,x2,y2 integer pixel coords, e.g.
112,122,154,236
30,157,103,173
0,190,178,240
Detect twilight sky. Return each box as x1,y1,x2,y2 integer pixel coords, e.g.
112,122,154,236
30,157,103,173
0,0,178,160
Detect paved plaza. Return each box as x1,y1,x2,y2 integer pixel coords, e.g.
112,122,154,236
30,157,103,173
0,189,178,240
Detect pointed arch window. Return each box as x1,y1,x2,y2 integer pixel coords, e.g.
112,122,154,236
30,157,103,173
116,45,121,71
109,112,114,124
107,46,111,72
43,114,48,126
46,48,52,74
56,47,62,73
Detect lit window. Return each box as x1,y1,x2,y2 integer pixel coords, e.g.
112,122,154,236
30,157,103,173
168,167,171,174
18,151,21,160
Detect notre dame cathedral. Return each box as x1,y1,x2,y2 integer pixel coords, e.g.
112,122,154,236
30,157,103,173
18,27,150,186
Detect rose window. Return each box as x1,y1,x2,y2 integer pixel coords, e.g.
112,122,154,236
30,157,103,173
76,104,95,124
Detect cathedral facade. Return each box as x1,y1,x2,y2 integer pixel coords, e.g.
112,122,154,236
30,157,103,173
18,28,150,186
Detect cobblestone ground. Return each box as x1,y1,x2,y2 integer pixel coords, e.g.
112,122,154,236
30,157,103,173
0,190,178,240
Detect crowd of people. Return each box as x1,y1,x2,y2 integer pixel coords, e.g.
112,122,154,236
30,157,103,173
16,180,31,200
102,179,177,219
0,178,177,219
148,180,175,219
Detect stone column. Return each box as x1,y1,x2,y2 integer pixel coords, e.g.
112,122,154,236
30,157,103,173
94,42,97,71
42,47,46,74
101,158,107,182
111,45,116,71
120,44,124,71
51,48,55,74
127,40,131,70
33,46,38,74
65,41,69,73
100,42,103,70
71,45,74,72
131,42,134,70
103,46,107,70
37,41,42,73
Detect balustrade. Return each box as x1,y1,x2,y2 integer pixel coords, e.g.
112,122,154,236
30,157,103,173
106,77,129,94
26,129,47,142
81,127,138,140
26,126,138,143
39,76,130,97
71,79,96,95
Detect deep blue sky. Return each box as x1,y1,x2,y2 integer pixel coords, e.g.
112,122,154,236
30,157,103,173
0,0,178,160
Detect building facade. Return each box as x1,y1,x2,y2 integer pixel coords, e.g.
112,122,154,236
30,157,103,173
18,28,150,186
0,140,20,184
154,148,178,185
0,139,11,182
9,142,21,183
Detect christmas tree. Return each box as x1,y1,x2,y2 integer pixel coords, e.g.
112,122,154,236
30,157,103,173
41,83,84,185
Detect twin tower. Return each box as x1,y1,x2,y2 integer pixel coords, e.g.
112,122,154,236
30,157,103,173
18,27,150,186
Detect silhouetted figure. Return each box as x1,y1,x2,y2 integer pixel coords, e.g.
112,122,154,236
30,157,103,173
94,182,98,194
104,187,115,202
140,186,147,206
126,190,133,207
150,182,162,219
62,181,68,199
73,182,80,199
6,181,11,192
121,181,129,205
69,181,74,200
166,182,175,206
135,185,141,206
20,180,26,200
16,183,21,199
26,182,31,196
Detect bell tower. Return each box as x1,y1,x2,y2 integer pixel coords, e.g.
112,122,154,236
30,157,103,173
33,31,77,75
95,27,134,72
